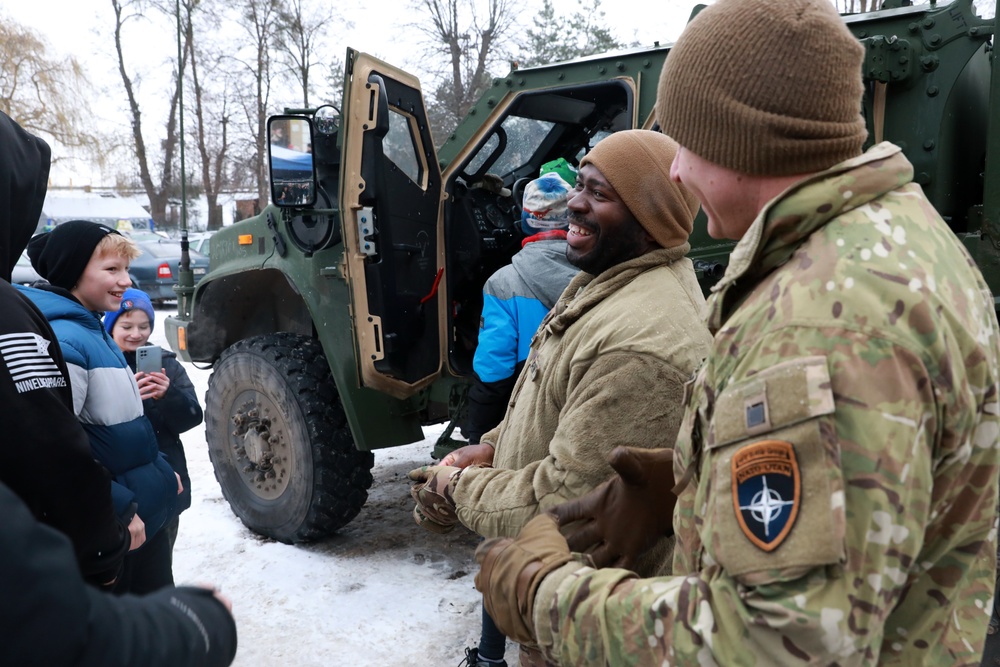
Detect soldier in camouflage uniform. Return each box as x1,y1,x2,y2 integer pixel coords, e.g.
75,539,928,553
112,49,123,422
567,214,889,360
472,0,1000,664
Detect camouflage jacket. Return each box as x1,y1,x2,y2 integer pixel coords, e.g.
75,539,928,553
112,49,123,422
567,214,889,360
532,143,1000,666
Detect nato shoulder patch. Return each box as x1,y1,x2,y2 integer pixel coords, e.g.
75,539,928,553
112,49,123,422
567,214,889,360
731,440,800,552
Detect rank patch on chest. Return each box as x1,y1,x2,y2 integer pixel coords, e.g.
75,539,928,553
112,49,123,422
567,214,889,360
731,440,800,552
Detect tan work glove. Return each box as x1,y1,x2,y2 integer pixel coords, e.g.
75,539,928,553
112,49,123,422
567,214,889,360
550,446,676,569
474,514,576,645
408,465,461,533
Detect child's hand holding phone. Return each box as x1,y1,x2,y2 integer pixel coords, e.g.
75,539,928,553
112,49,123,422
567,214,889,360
135,345,169,400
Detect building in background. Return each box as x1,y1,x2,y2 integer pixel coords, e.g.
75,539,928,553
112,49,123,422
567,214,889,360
40,189,157,237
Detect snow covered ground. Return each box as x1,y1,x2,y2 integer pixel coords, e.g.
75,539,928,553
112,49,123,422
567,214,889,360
152,321,519,665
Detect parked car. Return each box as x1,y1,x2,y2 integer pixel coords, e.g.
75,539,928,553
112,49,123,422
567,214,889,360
130,238,209,305
11,250,46,286
188,232,213,256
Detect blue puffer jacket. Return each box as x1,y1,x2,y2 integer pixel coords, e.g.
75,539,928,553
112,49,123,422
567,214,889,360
15,285,176,538
473,238,578,383
465,236,578,443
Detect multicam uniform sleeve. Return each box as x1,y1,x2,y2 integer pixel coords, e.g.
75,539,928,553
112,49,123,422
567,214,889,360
532,329,999,665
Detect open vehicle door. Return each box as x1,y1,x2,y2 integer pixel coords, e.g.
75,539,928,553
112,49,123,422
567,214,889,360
339,50,444,399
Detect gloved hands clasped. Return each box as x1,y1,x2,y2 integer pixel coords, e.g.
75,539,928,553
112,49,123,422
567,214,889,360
474,514,577,645
407,465,462,533
469,447,677,645
551,446,677,569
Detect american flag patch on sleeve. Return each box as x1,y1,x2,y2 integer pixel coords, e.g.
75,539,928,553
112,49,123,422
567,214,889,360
0,332,67,393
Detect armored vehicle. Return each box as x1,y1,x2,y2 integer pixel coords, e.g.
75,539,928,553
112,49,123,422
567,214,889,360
164,0,999,544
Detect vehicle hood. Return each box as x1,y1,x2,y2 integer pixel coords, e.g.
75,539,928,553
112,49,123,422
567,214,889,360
0,112,51,282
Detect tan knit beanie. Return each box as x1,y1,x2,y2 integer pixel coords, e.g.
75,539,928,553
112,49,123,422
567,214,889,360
579,130,700,249
656,0,867,176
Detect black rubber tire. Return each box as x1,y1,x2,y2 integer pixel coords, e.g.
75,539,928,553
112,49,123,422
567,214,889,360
205,332,374,543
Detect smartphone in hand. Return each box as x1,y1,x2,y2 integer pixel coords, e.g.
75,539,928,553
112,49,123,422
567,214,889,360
136,345,163,374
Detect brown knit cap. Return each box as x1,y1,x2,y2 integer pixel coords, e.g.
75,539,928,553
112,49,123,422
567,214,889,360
656,0,867,176
579,130,700,249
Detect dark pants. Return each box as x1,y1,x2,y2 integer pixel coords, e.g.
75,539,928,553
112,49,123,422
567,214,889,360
163,515,180,571
112,527,174,595
479,601,508,661
981,540,1000,665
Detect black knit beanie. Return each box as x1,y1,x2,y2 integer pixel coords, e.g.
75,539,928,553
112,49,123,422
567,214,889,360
656,0,867,176
27,220,121,290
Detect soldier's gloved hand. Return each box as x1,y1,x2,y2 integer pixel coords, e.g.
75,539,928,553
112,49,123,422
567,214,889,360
474,514,576,645
408,465,461,534
550,446,676,569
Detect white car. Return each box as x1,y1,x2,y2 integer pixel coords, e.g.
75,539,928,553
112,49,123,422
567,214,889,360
11,250,45,286
188,232,213,256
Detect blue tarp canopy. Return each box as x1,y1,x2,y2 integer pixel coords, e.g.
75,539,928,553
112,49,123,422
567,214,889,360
270,144,313,178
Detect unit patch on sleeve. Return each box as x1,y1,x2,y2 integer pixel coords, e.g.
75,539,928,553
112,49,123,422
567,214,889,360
0,332,66,394
731,439,800,552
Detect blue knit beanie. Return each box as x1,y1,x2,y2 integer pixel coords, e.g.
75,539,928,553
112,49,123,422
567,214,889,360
105,288,155,334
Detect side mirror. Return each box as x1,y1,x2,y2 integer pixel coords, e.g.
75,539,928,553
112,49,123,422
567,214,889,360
268,115,317,207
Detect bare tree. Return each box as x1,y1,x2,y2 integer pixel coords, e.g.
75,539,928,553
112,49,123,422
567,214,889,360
320,53,347,112
111,0,186,228
173,0,236,231
274,0,335,108
835,0,874,13
416,0,519,140
228,0,281,209
518,0,629,68
0,17,102,169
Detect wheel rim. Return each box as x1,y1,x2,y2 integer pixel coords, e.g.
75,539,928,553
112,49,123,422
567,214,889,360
226,388,293,501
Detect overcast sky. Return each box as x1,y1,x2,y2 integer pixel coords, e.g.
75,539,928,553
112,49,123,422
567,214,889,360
7,1,697,85
4,0,697,186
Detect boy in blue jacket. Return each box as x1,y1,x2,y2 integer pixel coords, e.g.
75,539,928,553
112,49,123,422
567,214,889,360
0,111,130,588
21,221,179,594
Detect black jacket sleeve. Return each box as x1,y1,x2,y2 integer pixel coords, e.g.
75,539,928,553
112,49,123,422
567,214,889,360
0,481,238,667
143,354,203,437
0,285,129,585
143,353,202,512
463,360,525,444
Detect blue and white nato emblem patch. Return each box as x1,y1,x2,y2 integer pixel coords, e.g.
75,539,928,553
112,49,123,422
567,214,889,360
731,440,800,552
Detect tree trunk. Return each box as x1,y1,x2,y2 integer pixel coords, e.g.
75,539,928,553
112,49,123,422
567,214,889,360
112,0,184,229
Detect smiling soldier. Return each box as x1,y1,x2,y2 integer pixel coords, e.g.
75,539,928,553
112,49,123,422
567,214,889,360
408,129,712,667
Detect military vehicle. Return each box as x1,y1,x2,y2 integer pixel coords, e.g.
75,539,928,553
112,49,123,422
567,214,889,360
164,0,998,544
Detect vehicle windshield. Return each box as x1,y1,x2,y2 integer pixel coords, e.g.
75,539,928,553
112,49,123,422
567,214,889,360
464,116,556,178
458,80,633,183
